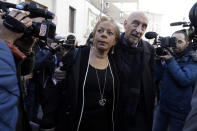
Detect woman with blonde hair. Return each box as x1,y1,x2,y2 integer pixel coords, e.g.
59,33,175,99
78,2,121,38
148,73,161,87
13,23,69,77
40,16,120,131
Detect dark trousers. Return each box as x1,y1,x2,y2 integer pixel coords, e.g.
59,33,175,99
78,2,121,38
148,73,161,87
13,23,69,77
24,81,39,121
152,106,185,131
127,108,150,131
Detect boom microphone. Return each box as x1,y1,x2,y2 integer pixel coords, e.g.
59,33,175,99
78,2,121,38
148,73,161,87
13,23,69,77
145,32,158,39
20,2,54,19
0,1,24,12
0,1,54,19
170,22,185,26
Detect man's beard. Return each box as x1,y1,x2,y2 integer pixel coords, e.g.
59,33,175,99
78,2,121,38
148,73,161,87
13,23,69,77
127,38,137,47
173,48,182,54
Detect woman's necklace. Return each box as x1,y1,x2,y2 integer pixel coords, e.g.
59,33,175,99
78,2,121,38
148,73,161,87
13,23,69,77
95,64,108,106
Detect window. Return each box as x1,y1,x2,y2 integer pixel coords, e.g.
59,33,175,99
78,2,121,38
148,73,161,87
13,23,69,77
69,6,76,33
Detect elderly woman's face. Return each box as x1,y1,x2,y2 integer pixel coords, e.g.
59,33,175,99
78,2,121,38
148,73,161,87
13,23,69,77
93,21,117,51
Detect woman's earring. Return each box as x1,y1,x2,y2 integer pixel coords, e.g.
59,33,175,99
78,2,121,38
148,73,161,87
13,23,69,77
111,46,114,54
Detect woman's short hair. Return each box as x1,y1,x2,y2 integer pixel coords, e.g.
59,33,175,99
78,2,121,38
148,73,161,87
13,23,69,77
92,16,120,42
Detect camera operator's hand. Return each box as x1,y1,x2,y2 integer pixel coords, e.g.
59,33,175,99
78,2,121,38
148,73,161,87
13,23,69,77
0,10,32,44
158,50,173,60
50,42,60,50
46,42,60,54
0,12,6,19
54,62,66,82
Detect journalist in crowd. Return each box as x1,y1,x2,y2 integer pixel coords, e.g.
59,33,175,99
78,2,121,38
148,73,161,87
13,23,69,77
24,39,60,123
182,2,197,131
0,10,33,131
183,81,197,131
153,29,197,131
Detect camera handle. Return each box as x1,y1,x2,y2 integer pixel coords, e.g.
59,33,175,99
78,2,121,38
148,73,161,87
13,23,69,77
153,38,157,46
3,14,27,33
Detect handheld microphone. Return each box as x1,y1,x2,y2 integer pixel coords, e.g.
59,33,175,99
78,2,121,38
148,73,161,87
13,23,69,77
145,32,158,39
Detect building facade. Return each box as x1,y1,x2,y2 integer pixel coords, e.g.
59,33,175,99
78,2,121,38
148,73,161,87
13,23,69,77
5,0,162,45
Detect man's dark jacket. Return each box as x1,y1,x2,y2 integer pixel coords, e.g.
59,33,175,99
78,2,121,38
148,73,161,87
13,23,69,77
114,33,155,131
15,47,35,131
183,81,197,131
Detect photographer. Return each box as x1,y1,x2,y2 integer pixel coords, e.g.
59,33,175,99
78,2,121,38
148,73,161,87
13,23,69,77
15,35,36,131
54,34,77,82
0,10,33,131
152,29,197,131
24,39,60,126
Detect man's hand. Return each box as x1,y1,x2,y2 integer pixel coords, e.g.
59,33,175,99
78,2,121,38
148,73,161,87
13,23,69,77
158,50,173,60
54,67,66,82
0,12,6,19
54,62,65,82
0,10,32,44
50,42,60,50
9,10,32,27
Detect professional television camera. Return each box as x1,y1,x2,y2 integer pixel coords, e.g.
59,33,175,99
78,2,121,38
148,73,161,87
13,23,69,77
0,1,56,42
145,31,177,56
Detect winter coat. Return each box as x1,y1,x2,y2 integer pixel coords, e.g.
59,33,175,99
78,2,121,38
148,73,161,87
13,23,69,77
155,50,197,120
0,40,19,131
15,46,34,131
183,81,197,131
41,46,120,131
33,43,56,88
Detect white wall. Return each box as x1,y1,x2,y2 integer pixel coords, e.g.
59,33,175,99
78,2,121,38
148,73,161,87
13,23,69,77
55,0,102,45
5,0,18,4
33,0,55,11
55,0,87,45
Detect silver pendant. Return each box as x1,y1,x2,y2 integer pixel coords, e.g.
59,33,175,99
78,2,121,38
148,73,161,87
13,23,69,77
99,98,106,106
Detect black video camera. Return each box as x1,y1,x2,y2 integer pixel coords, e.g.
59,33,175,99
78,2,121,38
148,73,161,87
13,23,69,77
0,1,56,42
55,35,76,51
145,32,177,56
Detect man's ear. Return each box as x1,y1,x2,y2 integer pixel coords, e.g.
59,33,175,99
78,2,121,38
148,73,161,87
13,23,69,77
186,41,190,46
123,20,127,30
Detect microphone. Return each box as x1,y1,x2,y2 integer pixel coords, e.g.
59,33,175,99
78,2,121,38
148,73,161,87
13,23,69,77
170,22,184,26
22,2,54,19
0,1,24,11
145,32,158,39
0,1,54,19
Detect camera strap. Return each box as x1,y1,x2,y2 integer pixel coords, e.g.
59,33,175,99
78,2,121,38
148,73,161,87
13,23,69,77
3,14,27,33
3,40,27,61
